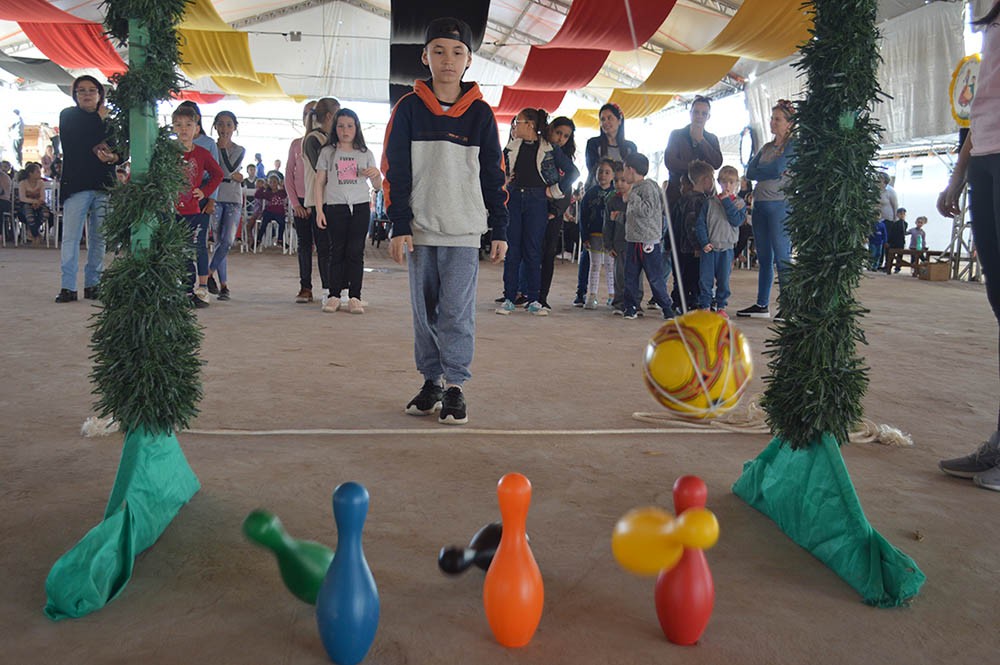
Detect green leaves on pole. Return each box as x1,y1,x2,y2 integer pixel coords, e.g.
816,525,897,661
760,0,884,449
89,0,202,433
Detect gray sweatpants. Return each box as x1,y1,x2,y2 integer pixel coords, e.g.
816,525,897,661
407,245,479,386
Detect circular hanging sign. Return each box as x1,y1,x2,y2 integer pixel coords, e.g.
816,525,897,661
949,53,981,128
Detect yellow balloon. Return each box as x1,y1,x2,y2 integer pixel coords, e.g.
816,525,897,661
611,507,683,576
667,508,720,550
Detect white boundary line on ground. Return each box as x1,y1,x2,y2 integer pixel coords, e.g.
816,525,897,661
182,427,753,436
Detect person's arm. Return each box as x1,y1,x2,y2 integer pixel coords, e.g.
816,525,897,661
720,194,746,227
547,144,579,200
665,128,690,173
939,134,973,217
382,100,416,264
699,132,724,168
199,149,225,198
746,143,787,182
694,202,710,249
478,105,509,264
584,137,599,178
303,134,323,172
629,182,657,219
313,166,326,229
362,152,382,191
285,140,302,203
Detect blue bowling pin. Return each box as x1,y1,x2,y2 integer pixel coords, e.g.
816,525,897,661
316,482,379,665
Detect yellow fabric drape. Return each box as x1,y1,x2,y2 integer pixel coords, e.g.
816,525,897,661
177,0,287,96
178,0,230,31
572,109,600,130
575,0,812,121
636,52,738,95
213,73,287,99
179,31,257,82
700,0,812,59
607,89,675,118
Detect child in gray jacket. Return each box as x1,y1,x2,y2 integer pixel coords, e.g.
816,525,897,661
692,163,747,315
622,153,674,320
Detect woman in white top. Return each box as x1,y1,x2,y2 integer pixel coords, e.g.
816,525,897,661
315,108,382,314
937,0,1000,489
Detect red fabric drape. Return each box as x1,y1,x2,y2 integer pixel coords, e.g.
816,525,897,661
173,90,226,105
493,88,567,118
542,0,679,50
498,0,681,116
20,22,126,77
0,0,88,23
509,48,607,91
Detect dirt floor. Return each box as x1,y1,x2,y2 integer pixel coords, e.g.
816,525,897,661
2,243,999,664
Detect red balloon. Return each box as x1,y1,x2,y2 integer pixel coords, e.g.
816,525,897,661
672,476,708,515
654,548,714,645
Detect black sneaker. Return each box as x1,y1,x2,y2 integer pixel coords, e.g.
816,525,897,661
217,286,230,301
189,293,209,309
514,294,528,306
83,285,99,300
573,294,585,307
646,298,659,310
539,301,551,310
207,275,219,295
405,380,443,415
55,288,78,303
736,304,770,318
494,295,506,303
439,386,468,425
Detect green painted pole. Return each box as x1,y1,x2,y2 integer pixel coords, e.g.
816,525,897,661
127,19,157,252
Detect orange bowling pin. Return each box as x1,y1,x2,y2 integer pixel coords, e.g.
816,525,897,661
482,473,543,647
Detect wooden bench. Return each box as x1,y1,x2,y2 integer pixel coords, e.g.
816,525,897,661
885,248,943,274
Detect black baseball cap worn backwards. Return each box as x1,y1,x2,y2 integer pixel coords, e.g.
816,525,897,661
424,17,473,52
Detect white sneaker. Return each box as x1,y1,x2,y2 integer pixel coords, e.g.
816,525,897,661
583,294,598,310
194,286,209,303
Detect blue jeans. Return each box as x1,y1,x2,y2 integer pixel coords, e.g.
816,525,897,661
210,201,240,284
407,245,479,386
698,248,734,309
503,187,548,303
624,242,673,312
868,242,884,270
750,199,791,308
60,190,108,291
180,213,209,290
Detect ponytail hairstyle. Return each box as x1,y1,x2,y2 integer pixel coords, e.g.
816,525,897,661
327,108,369,152
306,97,341,135
597,102,628,159
973,0,1000,26
548,116,577,161
518,107,549,140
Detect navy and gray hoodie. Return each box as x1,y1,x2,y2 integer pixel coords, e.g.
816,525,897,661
382,79,508,247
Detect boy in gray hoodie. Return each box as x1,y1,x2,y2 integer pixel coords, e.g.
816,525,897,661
622,153,674,320
692,162,746,315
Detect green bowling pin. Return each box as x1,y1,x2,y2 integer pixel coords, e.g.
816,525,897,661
243,509,334,604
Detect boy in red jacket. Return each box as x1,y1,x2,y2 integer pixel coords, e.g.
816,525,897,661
173,105,223,308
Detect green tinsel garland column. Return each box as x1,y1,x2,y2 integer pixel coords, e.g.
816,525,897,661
732,0,925,606
44,0,202,620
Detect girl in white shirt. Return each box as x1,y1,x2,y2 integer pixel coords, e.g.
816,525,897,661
315,108,382,314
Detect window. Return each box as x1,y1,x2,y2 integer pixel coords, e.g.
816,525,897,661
910,164,923,179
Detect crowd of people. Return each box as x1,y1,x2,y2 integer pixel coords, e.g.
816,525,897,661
13,12,977,429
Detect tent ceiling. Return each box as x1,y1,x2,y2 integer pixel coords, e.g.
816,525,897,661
0,0,950,115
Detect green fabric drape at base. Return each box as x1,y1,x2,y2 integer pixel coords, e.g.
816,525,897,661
732,434,925,607
44,428,200,620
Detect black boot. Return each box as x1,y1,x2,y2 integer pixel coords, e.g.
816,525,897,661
55,288,78,303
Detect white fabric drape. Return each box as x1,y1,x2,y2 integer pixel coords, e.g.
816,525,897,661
744,1,965,147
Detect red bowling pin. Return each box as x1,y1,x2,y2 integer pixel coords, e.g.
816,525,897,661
482,473,544,647
654,475,714,645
